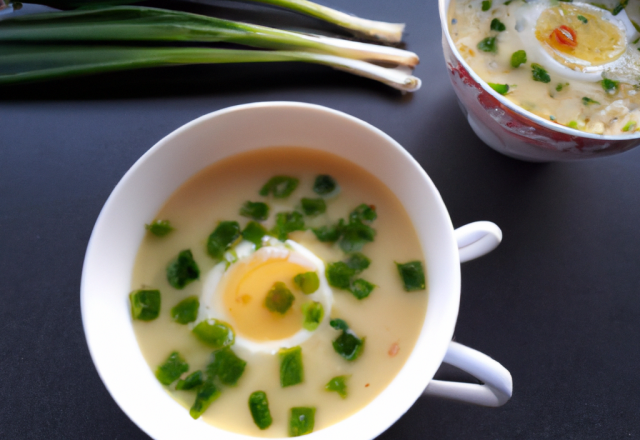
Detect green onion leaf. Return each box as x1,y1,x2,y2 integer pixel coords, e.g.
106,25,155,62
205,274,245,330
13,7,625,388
279,346,304,387
242,221,267,248
329,318,349,331
294,271,320,294
622,121,637,132
166,250,200,289
249,391,273,430
344,252,371,273
612,0,628,16
311,224,341,242
577,15,588,23
477,36,497,53
289,407,316,437
326,262,356,289
325,375,350,398
301,198,326,216
171,296,199,324
490,18,506,31
272,211,305,241
582,97,601,106
488,83,509,95
189,378,221,419
510,50,527,68
396,261,426,291
313,175,339,196
206,347,247,386
532,63,551,83
339,220,376,253
260,175,299,198
240,201,270,221
192,319,235,349
207,221,241,260
301,301,324,331
601,78,619,94
349,278,375,300
155,351,189,386
481,0,492,11
129,289,160,321
265,282,295,314
175,370,204,391
145,219,173,237
349,204,377,223
330,320,365,361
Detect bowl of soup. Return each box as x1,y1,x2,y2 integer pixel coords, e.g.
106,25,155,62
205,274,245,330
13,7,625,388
81,102,512,439
440,0,640,161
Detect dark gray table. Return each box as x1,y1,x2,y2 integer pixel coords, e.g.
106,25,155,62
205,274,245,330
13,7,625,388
2,0,640,438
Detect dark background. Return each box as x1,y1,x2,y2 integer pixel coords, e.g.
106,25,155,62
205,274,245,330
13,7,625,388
2,0,640,438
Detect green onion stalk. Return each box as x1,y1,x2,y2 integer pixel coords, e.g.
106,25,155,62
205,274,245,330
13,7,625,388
0,45,421,91
0,6,419,67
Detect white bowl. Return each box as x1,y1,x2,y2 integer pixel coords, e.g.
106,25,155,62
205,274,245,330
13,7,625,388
81,102,512,439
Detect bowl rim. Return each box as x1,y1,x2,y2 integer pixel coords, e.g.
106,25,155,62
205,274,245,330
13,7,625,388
438,0,640,141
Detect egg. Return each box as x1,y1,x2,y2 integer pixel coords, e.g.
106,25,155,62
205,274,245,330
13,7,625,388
512,0,639,82
198,237,333,354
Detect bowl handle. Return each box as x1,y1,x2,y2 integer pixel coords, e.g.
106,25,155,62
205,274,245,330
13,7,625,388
423,342,513,407
455,221,502,263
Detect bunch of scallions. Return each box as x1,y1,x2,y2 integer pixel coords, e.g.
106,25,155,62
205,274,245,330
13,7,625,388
0,0,421,91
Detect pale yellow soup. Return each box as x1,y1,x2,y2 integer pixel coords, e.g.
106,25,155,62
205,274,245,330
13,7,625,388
448,0,640,135
131,147,427,437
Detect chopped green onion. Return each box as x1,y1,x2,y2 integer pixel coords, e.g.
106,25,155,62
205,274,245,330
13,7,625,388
242,221,267,247
339,219,376,253
582,97,600,106
311,224,341,242
207,221,241,260
477,37,497,53
166,249,200,289
510,50,527,68
568,120,580,129
344,252,370,273
206,347,247,386
329,318,349,331
192,319,235,349
240,201,270,221
260,175,299,198
189,378,221,419
330,319,365,361
175,370,204,391
249,391,273,430
349,204,377,223
313,175,339,196
272,211,305,241
622,121,637,132
490,18,506,32
301,197,326,216
602,78,619,94
488,83,509,95
301,301,324,331
155,351,189,386
531,63,551,83
279,346,304,387
577,15,588,23
481,0,492,11
349,278,375,300
612,0,628,16
145,219,173,237
293,271,320,294
289,407,316,437
265,282,295,314
396,261,426,291
325,375,350,398
129,289,160,321
556,83,569,92
171,296,199,324
326,262,356,289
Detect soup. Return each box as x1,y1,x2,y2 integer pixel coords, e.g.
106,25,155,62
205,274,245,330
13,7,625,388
130,147,427,437
448,0,640,135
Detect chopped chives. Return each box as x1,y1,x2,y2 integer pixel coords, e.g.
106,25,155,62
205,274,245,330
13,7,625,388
301,301,324,331
477,36,497,53
191,318,235,349
155,351,189,386
313,175,339,196
349,278,375,300
259,175,299,198
207,221,241,259
330,319,365,361
300,197,326,216
145,219,174,237
279,346,304,387
129,289,161,321
249,391,273,430
271,211,305,241
175,370,204,391
170,296,199,324
240,201,270,221
289,407,316,437
242,221,267,247
325,375,350,398
189,378,221,419
166,249,200,289
396,261,426,291
510,50,527,68
265,282,295,314
206,347,247,386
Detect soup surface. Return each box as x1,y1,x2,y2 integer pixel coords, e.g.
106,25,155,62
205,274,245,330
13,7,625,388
131,147,427,437
448,0,640,135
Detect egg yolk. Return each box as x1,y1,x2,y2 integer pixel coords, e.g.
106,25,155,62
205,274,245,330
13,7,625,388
219,255,311,341
535,5,626,67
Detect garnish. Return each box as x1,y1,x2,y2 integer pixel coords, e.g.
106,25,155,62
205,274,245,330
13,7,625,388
481,0,492,11
289,407,316,437
175,370,204,391
171,296,199,324
189,378,221,419
325,375,350,398
577,15,588,24
344,252,370,273
155,351,189,386
531,63,551,83
265,282,295,314
556,83,569,92
301,197,326,216
349,278,375,300
330,318,365,361
301,301,324,331
129,289,160,321
326,262,356,289
490,18,506,32
166,249,200,289
602,78,619,94
240,201,270,221
313,174,339,196
206,347,247,386
622,121,637,132
477,36,497,53
510,50,527,68
550,25,577,47
568,120,580,129
249,391,273,430
279,346,304,387
294,271,320,294
272,211,305,240
145,219,174,237
396,261,426,291
311,224,341,242
488,83,509,95
259,175,299,198
349,203,377,223
207,221,241,259
191,318,235,349
612,0,628,16
242,221,267,247
339,217,376,253
582,97,600,106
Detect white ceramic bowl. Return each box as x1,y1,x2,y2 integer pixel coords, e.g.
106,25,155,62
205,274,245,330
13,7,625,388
439,0,640,162
81,102,512,439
